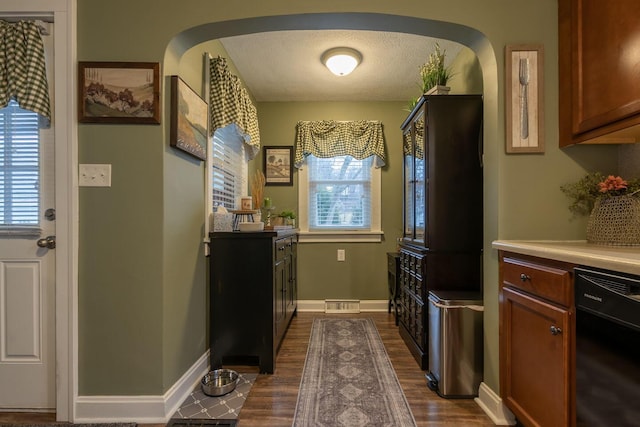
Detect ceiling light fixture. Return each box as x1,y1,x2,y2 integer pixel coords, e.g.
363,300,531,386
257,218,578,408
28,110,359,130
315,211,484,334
321,47,362,76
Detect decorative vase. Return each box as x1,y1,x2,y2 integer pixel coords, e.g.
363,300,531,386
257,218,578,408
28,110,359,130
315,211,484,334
586,195,640,246
425,85,451,95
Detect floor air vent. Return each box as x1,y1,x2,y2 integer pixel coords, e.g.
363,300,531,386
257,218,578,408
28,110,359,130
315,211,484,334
324,299,361,313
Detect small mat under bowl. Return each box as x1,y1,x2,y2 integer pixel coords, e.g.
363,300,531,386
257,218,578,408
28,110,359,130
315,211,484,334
171,372,257,420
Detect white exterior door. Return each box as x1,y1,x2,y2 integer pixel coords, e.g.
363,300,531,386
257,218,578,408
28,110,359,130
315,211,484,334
0,30,56,410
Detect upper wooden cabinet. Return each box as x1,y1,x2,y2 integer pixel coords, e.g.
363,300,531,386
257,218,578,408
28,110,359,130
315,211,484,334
559,0,640,146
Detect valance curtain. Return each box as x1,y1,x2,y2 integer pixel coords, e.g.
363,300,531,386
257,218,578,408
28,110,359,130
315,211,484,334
0,20,51,125
295,120,386,168
209,56,260,159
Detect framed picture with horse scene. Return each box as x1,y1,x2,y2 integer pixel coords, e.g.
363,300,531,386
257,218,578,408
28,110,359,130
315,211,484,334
263,146,294,186
78,61,161,124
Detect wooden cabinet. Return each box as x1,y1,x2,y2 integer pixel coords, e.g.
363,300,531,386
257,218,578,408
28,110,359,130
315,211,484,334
398,94,484,369
559,0,640,146
387,252,400,324
398,247,427,367
209,230,297,374
499,251,575,427
275,235,297,345
401,95,483,250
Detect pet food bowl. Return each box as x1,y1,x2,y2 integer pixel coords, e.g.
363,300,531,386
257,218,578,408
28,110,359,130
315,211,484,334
238,221,264,232
201,369,239,396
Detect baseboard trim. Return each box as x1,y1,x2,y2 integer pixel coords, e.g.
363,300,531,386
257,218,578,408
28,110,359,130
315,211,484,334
74,350,209,423
474,382,516,426
297,299,388,312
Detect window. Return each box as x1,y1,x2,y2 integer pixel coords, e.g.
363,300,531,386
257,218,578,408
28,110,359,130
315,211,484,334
0,99,40,229
210,125,247,210
298,155,382,242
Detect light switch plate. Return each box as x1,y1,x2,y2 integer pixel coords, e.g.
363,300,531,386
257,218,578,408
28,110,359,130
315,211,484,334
337,249,345,262
79,164,112,187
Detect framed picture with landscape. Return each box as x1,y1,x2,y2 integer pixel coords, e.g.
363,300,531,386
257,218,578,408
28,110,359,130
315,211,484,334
263,146,293,186
169,75,208,161
78,61,160,124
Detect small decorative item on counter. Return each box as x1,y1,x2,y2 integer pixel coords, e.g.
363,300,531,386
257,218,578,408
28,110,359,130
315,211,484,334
251,170,266,211
263,197,272,209
241,196,253,210
211,205,233,232
278,210,297,228
561,172,640,246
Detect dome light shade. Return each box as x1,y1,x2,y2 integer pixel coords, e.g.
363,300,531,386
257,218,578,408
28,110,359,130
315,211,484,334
321,47,362,76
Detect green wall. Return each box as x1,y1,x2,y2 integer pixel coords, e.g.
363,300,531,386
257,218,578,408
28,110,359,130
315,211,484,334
76,0,620,398
254,101,407,300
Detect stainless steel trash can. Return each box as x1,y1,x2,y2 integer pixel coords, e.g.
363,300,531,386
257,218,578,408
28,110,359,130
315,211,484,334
426,290,483,398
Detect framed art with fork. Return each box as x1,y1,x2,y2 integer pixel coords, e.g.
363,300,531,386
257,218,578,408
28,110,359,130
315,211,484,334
505,44,544,153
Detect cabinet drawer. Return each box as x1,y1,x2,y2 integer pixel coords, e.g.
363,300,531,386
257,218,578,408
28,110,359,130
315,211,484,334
275,239,288,261
501,256,573,307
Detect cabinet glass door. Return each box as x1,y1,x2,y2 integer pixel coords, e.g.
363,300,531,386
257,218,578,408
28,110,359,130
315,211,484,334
403,128,414,240
414,112,426,243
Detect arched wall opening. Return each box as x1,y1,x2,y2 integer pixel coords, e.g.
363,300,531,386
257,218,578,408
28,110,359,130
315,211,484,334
163,12,501,392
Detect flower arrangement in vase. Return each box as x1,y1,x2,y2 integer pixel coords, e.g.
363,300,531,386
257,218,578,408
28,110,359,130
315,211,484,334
420,42,452,95
561,172,640,245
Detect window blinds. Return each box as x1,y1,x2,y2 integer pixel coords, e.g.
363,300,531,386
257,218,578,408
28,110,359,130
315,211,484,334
307,155,372,230
0,99,40,226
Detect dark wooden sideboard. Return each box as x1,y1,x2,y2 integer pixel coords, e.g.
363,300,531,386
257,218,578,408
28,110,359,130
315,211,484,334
208,229,297,373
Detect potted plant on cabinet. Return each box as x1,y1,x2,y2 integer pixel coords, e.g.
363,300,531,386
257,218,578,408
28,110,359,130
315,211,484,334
278,210,296,228
420,42,452,95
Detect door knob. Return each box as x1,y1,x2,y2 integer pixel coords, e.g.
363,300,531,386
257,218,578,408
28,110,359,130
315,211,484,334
37,235,56,249
550,326,562,335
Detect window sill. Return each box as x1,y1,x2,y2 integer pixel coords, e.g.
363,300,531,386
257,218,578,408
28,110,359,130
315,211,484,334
298,230,384,243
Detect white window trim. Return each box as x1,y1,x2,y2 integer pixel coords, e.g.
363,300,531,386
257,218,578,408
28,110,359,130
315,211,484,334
297,162,383,243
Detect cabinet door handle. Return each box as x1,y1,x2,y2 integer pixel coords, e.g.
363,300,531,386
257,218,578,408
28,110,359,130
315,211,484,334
520,273,531,282
550,326,562,335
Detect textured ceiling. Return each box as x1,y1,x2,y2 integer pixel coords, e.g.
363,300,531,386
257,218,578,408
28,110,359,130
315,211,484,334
219,30,463,102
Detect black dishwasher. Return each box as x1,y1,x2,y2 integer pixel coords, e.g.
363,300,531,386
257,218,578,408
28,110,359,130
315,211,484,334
575,266,640,426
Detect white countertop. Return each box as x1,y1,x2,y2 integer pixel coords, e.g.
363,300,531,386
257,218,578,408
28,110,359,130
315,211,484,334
492,240,640,276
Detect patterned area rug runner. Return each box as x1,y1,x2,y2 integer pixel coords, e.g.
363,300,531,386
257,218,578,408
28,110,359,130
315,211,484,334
293,318,417,427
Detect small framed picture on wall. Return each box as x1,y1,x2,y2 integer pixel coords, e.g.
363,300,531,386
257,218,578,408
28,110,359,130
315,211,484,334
263,146,294,186
505,44,545,153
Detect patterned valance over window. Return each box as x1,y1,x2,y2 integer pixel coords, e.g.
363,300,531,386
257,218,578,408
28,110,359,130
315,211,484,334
295,120,386,168
209,56,260,159
0,20,51,125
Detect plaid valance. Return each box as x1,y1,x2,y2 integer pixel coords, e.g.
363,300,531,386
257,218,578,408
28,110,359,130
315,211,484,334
0,20,51,125
209,56,260,159
295,120,386,168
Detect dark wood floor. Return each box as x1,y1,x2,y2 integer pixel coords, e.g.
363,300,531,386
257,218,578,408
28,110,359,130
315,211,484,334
0,312,495,426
